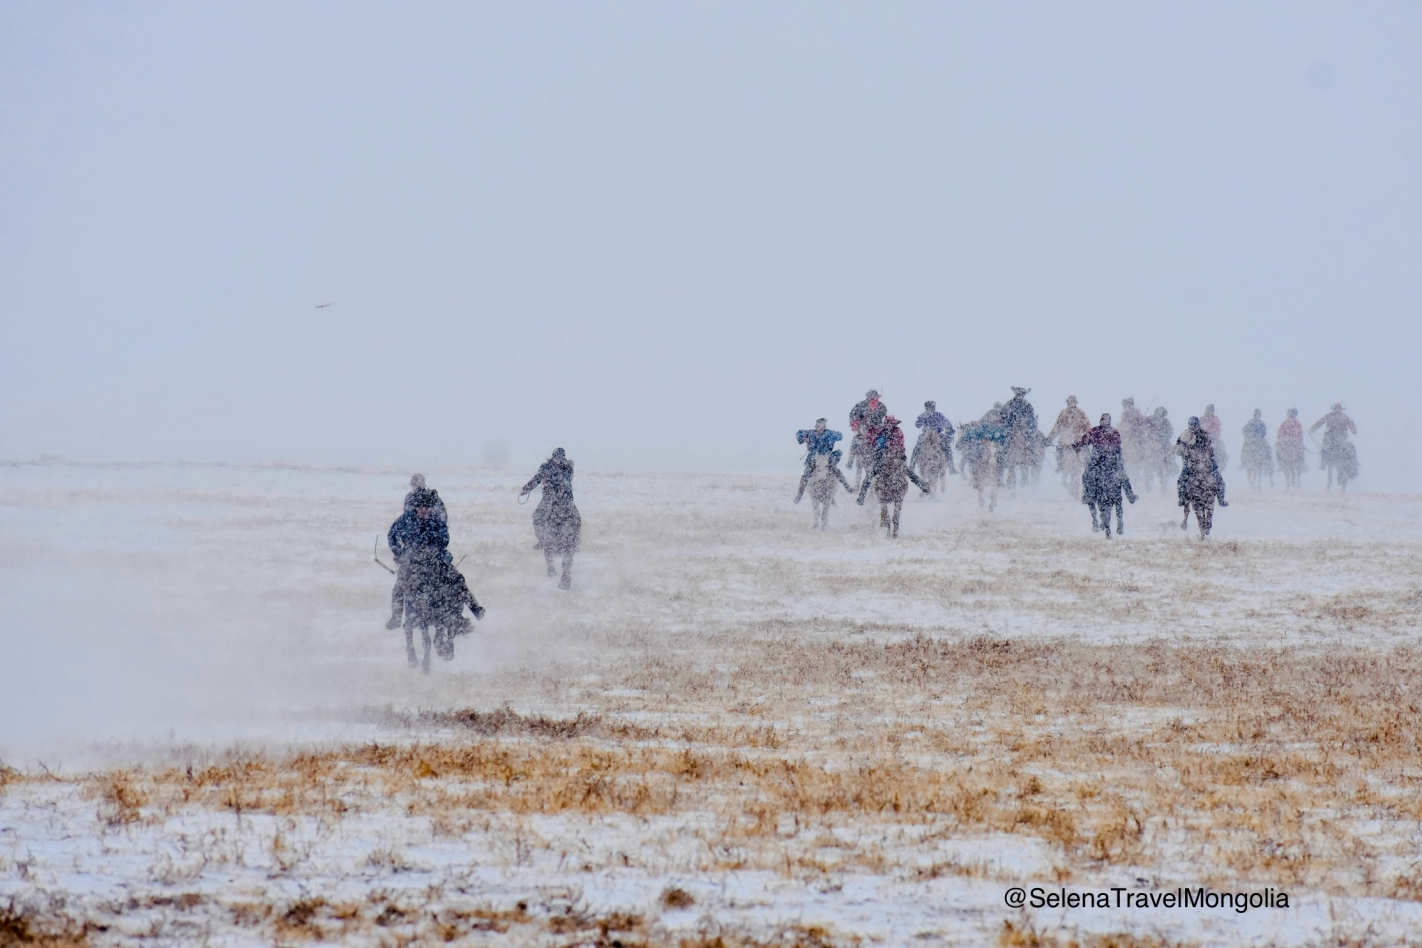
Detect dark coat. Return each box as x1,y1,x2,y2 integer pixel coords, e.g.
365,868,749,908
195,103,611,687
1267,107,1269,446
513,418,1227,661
388,511,450,563
849,398,888,432
1176,427,1223,505
402,488,447,523
523,455,581,555
1078,425,1132,504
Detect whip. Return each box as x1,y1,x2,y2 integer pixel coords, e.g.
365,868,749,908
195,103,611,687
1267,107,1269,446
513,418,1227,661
373,535,396,574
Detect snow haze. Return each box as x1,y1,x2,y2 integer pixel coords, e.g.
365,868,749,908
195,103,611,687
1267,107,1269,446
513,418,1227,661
1,3,1418,486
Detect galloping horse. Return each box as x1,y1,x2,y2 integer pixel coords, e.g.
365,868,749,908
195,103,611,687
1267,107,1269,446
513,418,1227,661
910,428,950,494
805,454,849,528
1320,439,1358,491
857,450,926,538
845,427,876,491
400,554,483,673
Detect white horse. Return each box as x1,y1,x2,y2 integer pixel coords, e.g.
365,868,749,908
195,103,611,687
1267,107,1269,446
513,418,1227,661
910,428,950,494
805,454,849,528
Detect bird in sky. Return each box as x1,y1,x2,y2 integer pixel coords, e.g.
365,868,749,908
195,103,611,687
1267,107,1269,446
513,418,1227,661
315,303,331,309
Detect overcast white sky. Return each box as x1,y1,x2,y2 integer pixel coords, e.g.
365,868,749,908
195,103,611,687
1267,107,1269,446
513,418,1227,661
2,3,1418,485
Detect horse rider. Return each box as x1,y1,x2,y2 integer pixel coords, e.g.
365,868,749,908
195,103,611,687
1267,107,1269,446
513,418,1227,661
1142,407,1175,492
795,419,852,501
874,414,907,460
520,448,582,590
850,389,888,434
1001,387,1038,488
1046,396,1091,472
1276,408,1306,487
1119,397,1147,476
386,487,452,629
1200,404,1228,470
1310,403,1356,470
846,390,888,476
1240,409,1274,487
1176,416,1229,537
1076,413,1138,537
914,401,957,474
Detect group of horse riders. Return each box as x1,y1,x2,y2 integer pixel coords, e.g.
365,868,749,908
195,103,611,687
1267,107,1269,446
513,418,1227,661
383,450,582,671
795,389,1358,540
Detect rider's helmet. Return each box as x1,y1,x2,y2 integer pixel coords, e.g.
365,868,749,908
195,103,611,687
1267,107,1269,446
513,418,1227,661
1288,408,1298,417
410,473,426,489
924,401,935,411
1122,397,1134,406
866,389,879,399
1100,413,1112,427
1067,395,1078,406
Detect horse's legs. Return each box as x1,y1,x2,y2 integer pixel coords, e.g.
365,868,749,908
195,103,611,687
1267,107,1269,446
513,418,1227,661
404,624,417,667
559,553,573,590
1114,498,1124,535
1089,503,1101,532
879,502,889,531
544,548,557,578
891,500,902,538
420,627,432,674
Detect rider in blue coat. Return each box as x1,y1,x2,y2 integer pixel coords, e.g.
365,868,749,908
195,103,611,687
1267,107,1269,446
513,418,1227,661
914,401,957,474
795,419,852,502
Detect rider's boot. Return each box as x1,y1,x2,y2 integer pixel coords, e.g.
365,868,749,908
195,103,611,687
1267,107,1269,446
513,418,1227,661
386,613,402,630
795,473,810,503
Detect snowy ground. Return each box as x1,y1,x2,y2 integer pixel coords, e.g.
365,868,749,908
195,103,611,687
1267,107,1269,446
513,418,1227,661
2,461,1421,946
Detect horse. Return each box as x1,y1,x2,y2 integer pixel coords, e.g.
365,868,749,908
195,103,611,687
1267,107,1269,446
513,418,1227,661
910,428,950,495
1241,435,1275,490
1058,435,1086,498
804,454,848,528
400,554,483,673
1276,438,1306,489
857,450,925,537
845,427,876,491
536,500,581,588
963,439,1000,511
1320,437,1358,491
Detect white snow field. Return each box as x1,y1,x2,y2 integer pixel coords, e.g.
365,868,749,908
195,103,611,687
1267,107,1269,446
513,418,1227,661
2,461,1421,946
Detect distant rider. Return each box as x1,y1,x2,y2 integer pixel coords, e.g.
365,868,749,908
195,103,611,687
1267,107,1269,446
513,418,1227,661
520,448,582,590
1001,387,1038,488
1047,396,1091,472
795,418,852,502
914,401,957,474
1309,403,1356,470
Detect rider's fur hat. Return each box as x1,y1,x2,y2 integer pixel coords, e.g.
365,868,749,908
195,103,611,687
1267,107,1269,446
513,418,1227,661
1067,395,1077,405
815,417,827,425
924,401,935,410
886,416,899,426
1332,403,1344,411
866,389,879,398
1012,387,1029,396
